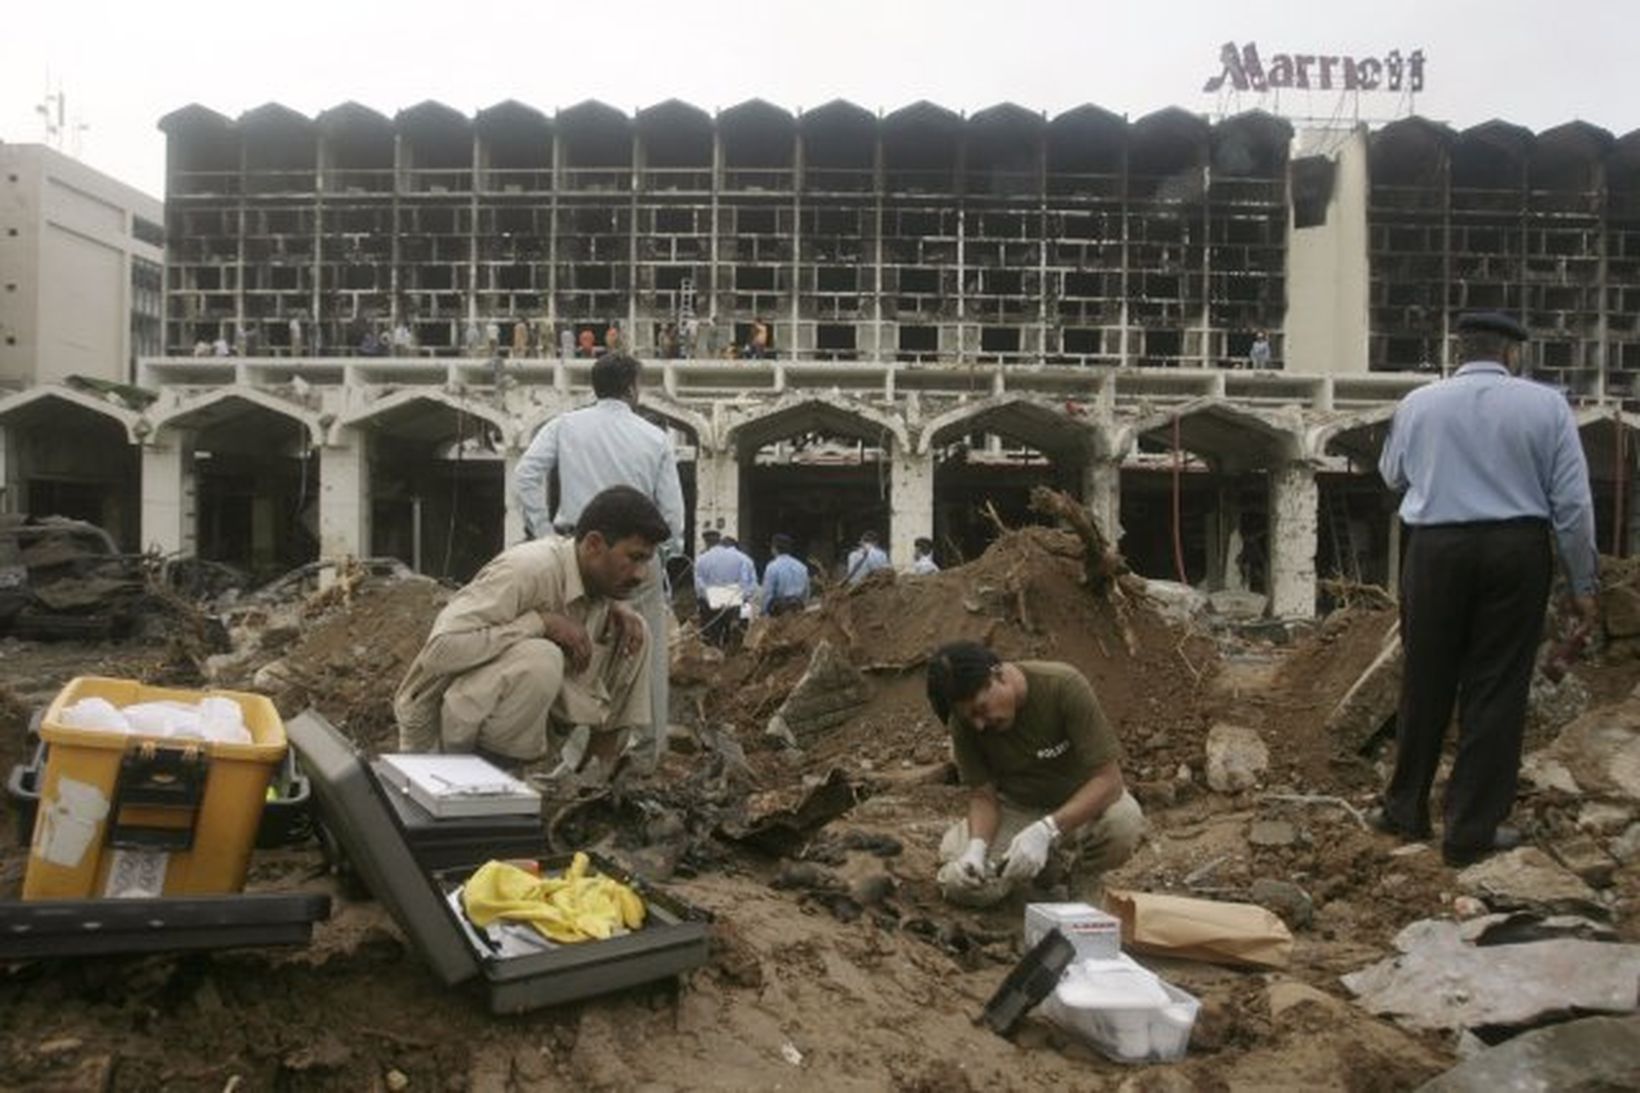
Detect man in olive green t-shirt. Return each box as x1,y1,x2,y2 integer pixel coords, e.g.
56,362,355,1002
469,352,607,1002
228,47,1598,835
926,641,1145,907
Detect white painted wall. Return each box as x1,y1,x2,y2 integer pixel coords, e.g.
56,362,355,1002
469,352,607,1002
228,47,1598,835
0,145,162,389
1284,127,1371,377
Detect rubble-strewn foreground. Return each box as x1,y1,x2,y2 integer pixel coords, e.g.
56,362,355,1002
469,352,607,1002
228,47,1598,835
0,527,1635,1090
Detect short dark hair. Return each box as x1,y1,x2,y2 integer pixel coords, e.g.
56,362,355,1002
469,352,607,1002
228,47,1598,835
1458,330,1514,367
702,528,722,544
860,529,879,544
576,486,669,546
591,353,641,399
771,532,793,553
721,535,739,548
926,641,1000,723
914,537,933,553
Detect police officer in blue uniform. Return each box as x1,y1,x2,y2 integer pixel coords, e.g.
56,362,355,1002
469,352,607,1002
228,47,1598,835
1374,311,1600,866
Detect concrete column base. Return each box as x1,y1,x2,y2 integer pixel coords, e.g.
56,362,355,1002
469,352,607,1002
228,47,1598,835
890,449,934,567
694,448,741,549
319,428,370,563
140,442,194,557
1268,461,1319,619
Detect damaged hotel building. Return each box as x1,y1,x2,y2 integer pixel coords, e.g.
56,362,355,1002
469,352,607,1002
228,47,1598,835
3,100,1640,617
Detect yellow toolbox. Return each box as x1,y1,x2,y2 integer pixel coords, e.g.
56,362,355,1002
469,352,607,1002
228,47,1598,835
23,677,287,900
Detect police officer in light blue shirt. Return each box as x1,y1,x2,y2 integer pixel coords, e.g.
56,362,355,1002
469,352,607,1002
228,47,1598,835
761,533,810,616
511,353,686,774
1372,311,1600,867
844,529,891,586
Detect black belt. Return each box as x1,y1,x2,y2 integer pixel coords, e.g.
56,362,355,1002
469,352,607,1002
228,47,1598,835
1410,517,1548,531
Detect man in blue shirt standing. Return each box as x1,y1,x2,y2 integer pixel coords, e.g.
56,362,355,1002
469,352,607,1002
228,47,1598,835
844,529,891,586
1375,311,1600,867
694,530,758,646
761,533,810,616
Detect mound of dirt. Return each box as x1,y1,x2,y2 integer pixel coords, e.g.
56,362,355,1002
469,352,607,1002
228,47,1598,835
696,526,1219,783
256,578,450,752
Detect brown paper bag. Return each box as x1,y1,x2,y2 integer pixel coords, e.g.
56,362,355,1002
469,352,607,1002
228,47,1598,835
1104,889,1293,969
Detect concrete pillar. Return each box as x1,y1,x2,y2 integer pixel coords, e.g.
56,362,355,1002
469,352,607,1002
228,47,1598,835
140,440,194,557
1268,461,1319,619
890,447,934,567
694,446,741,545
319,427,370,562
502,450,527,547
1203,481,1244,592
1285,126,1370,374
1080,457,1122,546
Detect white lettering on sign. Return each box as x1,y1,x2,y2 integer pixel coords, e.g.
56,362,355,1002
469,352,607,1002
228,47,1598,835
1204,42,1425,94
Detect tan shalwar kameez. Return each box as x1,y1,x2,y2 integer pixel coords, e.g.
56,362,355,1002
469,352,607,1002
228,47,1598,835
393,537,650,761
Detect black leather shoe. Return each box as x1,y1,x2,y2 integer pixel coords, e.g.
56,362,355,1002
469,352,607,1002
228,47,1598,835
1442,826,1522,868
1365,806,1431,841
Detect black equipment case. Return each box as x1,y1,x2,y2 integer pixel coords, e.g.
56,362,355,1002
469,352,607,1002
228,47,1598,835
288,710,709,1014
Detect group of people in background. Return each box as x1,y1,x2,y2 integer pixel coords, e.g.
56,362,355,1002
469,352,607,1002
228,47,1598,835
690,526,941,649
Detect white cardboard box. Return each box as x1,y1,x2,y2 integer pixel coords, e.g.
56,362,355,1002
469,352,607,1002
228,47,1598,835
376,754,540,819
1024,902,1122,962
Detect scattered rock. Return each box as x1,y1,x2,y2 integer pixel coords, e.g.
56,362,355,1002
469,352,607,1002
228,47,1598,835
1204,723,1269,793
1457,911,1618,946
1248,819,1299,848
1267,979,1345,1020
1413,1014,1640,1093
1250,878,1314,928
1547,834,1619,888
1543,697,1640,801
1519,752,1581,795
282,1035,352,1072
1611,822,1640,863
1143,580,1208,624
1342,919,1640,1033
1207,590,1268,620
1525,671,1590,738
385,1070,410,1092
1456,847,1604,916
764,640,871,747
1576,802,1634,836
1450,896,1488,919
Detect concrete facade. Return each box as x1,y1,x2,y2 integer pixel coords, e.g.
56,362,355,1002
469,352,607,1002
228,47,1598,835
0,144,164,389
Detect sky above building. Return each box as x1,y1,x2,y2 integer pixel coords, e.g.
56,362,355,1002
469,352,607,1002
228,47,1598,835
3,0,1632,200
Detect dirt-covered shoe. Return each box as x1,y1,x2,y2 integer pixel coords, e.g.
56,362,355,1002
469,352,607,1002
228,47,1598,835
1442,826,1522,868
1365,806,1431,841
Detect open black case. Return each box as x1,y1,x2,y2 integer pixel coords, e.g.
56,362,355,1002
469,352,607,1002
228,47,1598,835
288,710,710,1014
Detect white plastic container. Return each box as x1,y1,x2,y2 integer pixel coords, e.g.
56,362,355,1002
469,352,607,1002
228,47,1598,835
1038,954,1200,1064
1024,902,1122,961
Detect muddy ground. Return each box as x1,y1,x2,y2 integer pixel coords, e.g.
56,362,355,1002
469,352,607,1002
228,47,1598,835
0,527,1634,1091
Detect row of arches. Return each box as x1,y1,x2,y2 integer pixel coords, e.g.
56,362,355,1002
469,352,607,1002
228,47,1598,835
7,384,1639,611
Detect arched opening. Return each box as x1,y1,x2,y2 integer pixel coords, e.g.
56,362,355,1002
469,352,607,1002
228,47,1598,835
156,396,321,577
925,398,1091,561
0,394,140,549
729,400,900,582
346,396,507,581
1124,402,1303,609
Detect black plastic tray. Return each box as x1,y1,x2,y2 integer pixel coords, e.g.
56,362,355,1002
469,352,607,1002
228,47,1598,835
0,892,331,959
370,759,544,870
290,709,710,1014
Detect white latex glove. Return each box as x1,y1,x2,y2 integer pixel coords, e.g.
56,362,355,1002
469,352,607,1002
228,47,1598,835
1000,817,1060,882
955,838,990,884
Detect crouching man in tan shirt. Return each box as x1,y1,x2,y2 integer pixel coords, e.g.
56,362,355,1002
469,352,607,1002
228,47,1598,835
393,486,669,773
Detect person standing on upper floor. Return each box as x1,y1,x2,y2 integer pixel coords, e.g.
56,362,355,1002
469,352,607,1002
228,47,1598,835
511,353,686,775
1371,311,1600,868
761,533,810,616
1248,330,1272,370
909,537,940,575
844,529,891,586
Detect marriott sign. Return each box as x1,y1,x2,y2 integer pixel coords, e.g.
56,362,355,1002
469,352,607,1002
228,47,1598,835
1204,42,1426,94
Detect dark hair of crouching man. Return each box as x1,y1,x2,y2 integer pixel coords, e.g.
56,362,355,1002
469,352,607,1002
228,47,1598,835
925,640,1146,907
393,485,671,778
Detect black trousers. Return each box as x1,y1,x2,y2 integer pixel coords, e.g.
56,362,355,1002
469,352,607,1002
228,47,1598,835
1386,519,1551,854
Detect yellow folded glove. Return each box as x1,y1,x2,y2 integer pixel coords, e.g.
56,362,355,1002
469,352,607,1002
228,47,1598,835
461,853,646,944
